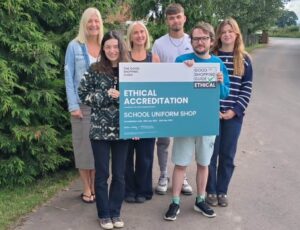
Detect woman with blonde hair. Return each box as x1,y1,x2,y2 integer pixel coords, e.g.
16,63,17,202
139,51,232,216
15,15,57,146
64,7,103,203
206,18,253,207
124,21,160,203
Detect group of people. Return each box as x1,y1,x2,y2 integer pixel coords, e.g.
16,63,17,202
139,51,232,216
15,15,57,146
64,3,253,230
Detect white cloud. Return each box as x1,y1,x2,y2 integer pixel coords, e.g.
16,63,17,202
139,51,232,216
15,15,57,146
285,0,300,22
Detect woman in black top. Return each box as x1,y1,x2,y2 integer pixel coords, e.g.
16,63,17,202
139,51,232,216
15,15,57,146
124,21,160,203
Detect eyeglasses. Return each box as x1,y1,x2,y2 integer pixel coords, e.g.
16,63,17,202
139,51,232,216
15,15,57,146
191,36,210,42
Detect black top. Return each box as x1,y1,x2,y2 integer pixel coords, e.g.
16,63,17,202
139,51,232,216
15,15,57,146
130,52,152,63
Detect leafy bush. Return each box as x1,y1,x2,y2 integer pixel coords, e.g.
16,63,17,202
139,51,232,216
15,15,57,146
0,1,70,186
269,25,300,38
0,0,117,186
287,25,300,32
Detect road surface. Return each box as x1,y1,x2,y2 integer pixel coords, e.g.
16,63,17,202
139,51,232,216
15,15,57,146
14,37,300,230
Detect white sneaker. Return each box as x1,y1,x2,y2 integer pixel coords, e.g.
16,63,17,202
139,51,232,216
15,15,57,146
99,218,113,229
112,217,124,228
155,176,169,195
181,177,193,195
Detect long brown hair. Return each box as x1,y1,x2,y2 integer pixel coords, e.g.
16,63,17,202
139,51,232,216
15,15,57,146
212,18,250,76
93,30,130,73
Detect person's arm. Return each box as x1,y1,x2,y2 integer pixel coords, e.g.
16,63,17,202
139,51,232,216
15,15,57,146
78,71,113,108
219,62,230,99
175,55,187,63
152,40,161,60
64,41,80,112
152,53,160,63
231,56,253,117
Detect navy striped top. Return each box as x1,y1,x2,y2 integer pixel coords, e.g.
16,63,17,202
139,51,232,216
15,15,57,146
217,50,253,117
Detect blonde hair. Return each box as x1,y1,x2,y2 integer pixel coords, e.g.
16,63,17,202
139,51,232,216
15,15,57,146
75,7,103,45
212,18,250,76
126,21,150,51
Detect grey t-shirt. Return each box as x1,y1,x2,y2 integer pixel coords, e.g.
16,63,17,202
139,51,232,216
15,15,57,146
152,33,193,62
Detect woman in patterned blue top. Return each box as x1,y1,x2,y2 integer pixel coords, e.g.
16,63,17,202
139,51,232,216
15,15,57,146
79,31,130,229
206,18,253,207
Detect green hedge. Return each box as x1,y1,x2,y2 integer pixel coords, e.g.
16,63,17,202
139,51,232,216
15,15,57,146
269,26,300,38
0,0,116,186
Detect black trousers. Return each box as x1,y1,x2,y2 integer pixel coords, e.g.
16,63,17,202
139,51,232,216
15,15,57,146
125,138,155,199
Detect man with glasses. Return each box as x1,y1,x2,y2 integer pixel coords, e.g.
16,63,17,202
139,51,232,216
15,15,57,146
164,22,230,221
152,3,193,196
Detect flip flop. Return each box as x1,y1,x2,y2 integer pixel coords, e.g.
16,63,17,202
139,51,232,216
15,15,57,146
91,193,96,201
80,193,94,203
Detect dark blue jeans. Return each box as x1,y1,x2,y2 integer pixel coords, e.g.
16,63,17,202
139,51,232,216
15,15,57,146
207,116,243,195
91,139,129,219
125,138,155,199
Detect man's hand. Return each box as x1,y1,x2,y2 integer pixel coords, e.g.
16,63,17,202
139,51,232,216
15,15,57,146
216,72,223,83
183,59,195,67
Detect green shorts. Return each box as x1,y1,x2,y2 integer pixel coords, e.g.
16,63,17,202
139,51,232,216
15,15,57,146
172,136,216,166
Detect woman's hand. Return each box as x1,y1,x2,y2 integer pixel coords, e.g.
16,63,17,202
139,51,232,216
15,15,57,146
108,88,120,99
220,109,236,120
71,109,83,119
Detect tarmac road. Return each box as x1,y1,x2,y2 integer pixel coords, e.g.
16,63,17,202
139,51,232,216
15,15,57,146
14,37,300,230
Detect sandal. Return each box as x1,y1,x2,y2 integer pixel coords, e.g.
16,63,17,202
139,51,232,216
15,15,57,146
91,193,96,201
80,193,94,203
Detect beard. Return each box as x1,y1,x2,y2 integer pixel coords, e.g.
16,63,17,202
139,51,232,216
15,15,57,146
170,25,182,32
193,47,208,56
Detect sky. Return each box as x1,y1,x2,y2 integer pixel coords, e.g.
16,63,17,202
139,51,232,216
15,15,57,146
285,0,300,23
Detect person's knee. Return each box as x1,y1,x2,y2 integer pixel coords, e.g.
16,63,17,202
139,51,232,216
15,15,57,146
174,165,187,171
156,138,170,146
95,171,109,184
112,174,125,184
197,163,208,170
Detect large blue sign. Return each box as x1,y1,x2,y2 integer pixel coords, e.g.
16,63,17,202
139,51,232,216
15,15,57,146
119,63,220,138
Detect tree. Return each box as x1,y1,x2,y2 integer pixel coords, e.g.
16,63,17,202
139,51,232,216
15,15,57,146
212,0,289,32
129,0,220,39
276,9,298,27
0,0,118,186
129,0,289,39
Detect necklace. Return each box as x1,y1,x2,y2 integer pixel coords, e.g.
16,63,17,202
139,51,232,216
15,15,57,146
87,43,100,58
168,35,185,47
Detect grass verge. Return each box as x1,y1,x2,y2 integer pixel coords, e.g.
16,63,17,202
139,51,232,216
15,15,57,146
0,169,78,230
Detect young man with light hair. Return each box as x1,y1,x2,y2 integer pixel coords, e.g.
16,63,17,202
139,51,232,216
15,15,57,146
152,3,193,196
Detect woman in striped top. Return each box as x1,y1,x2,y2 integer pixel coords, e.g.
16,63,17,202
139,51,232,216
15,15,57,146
206,18,253,207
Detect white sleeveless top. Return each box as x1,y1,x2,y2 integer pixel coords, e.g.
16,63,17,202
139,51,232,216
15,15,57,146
89,54,97,64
